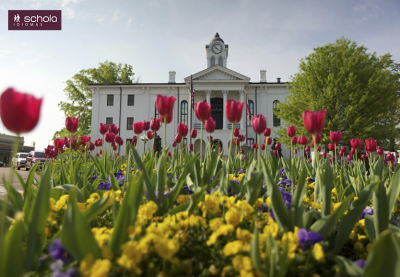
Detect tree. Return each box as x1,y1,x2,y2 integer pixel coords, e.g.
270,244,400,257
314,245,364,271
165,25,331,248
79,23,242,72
53,61,139,139
275,38,400,150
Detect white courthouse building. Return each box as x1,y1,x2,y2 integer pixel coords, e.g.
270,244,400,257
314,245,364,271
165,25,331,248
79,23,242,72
89,33,289,156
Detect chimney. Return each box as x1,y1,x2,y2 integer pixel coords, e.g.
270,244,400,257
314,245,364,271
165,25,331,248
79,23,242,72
259,70,266,82
277,78,281,83
168,71,176,83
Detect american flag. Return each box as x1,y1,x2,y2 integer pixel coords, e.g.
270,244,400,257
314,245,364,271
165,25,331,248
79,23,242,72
191,75,195,109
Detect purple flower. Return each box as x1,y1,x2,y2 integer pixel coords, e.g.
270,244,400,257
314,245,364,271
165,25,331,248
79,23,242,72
66,268,79,277
49,239,71,264
360,207,373,219
98,182,112,190
354,259,366,269
297,228,324,250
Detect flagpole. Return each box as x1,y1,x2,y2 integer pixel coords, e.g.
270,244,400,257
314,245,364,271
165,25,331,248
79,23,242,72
190,75,193,145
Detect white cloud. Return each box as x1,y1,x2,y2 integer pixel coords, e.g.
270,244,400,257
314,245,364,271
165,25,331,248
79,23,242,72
111,9,120,23
127,17,133,26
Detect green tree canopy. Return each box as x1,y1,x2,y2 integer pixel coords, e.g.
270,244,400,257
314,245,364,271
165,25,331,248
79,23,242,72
53,61,139,139
275,38,400,150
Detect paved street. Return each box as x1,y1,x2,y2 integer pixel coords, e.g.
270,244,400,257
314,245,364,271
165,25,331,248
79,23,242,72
0,167,38,200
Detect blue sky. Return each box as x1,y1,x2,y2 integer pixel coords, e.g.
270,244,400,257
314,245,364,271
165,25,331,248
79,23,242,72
0,0,399,150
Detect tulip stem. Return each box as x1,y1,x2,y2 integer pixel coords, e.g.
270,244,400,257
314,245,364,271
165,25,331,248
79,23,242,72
200,122,203,162
69,132,73,183
228,125,234,171
258,134,261,170
314,134,318,170
334,144,337,171
163,117,167,154
264,137,268,160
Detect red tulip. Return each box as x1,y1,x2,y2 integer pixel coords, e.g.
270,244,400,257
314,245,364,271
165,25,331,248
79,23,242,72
0,88,43,134
261,144,266,150
109,124,119,135
219,146,223,152
309,158,312,163
302,110,326,134
54,139,64,149
159,113,173,124
131,136,138,146
328,143,335,151
208,136,213,141
340,146,346,152
205,117,216,133
112,144,118,151
293,149,297,154
330,131,342,144
347,154,352,161
177,123,188,137
225,100,245,123
99,123,108,135
287,126,296,137
65,117,79,133
89,143,95,151
386,153,395,163
191,130,197,139
331,156,335,162
273,150,278,156
350,138,361,149
292,137,298,145
168,152,171,157
195,101,211,122
240,135,246,142
156,95,176,117
317,146,321,152
233,128,240,137
361,154,366,160
143,120,150,131
116,136,123,146
275,143,281,150
312,134,321,145
305,146,311,151
322,152,328,159
240,149,244,154
116,153,120,157
96,153,100,157
264,128,271,137
365,139,377,152
252,114,267,134
298,136,308,146
242,157,246,162
79,136,90,146
147,131,154,140
95,139,103,147
150,118,161,131
175,134,182,143
172,141,177,148
251,143,256,149
377,147,384,157
132,122,144,135
351,148,355,155
100,150,103,154
189,144,193,151
338,150,344,157
105,133,115,143
264,137,272,145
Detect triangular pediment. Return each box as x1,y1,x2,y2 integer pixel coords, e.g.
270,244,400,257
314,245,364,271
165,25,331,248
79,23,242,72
184,65,250,82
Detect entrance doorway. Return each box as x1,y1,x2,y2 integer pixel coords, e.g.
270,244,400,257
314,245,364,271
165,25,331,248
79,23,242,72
210,98,223,129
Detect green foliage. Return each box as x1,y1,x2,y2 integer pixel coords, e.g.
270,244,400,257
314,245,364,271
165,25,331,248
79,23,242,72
275,38,400,148
54,61,139,138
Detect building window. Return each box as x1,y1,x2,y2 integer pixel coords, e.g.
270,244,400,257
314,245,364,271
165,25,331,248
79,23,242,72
126,139,132,145
128,95,134,106
127,117,133,130
218,56,223,66
247,138,254,146
273,100,280,127
106,117,113,125
107,95,114,106
210,56,215,66
247,100,254,126
155,104,159,119
181,101,188,125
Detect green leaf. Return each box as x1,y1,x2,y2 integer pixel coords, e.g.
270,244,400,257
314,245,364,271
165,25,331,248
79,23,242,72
0,220,25,277
55,185,84,203
25,163,52,271
333,184,374,254
373,181,389,235
109,171,121,191
329,255,363,277
108,172,143,255
2,178,24,212
162,203,190,218
250,226,261,270
364,214,376,242
387,165,400,219
291,165,307,223
156,153,167,206
363,230,400,277
321,160,334,217
50,188,63,201
186,188,205,214
310,195,352,239
61,188,101,261
245,172,263,206
82,195,110,223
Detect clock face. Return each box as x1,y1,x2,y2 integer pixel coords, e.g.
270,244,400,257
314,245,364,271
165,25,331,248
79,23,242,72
212,44,222,54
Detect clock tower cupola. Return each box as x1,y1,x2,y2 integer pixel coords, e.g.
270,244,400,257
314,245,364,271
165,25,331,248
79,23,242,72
206,33,228,68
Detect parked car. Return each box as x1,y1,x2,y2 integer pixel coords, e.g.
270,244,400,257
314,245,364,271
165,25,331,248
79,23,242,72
12,152,28,170
25,151,46,171
0,162,3,167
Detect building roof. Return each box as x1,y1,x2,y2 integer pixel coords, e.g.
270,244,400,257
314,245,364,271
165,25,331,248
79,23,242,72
210,32,224,44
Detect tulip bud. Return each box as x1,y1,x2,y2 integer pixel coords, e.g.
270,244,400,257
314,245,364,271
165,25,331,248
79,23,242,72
275,143,281,150
156,95,176,118
261,144,265,150
205,117,216,133
322,152,328,159
177,123,188,138
168,152,171,157
291,137,298,145
350,138,361,150
339,150,344,157
302,110,326,134
240,149,244,154
133,122,144,135
189,144,193,151
330,131,342,144
287,126,296,137
89,143,95,151
347,154,352,161
226,100,245,123
361,154,366,160
273,150,278,156
96,153,100,157
150,117,161,131
233,128,240,137
147,131,154,140
175,134,182,143
298,136,308,146
365,139,377,152
340,146,346,152
309,158,312,163
242,157,246,162
252,114,267,134
194,101,211,122
131,136,138,146
328,143,335,152
99,123,108,135
293,149,297,154
116,153,120,157
160,113,173,124
191,130,197,139
317,146,321,152
264,128,271,137
65,117,79,133
172,141,177,148
143,120,150,131
351,148,355,155
100,150,103,154
219,146,222,152
105,133,115,143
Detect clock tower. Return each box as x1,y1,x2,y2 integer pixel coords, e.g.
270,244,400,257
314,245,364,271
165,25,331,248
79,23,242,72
206,33,228,68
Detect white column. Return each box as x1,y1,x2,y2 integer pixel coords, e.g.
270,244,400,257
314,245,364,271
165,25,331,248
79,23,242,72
222,90,228,130
239,90,246,130
205,90,211,104
188,89,192,131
